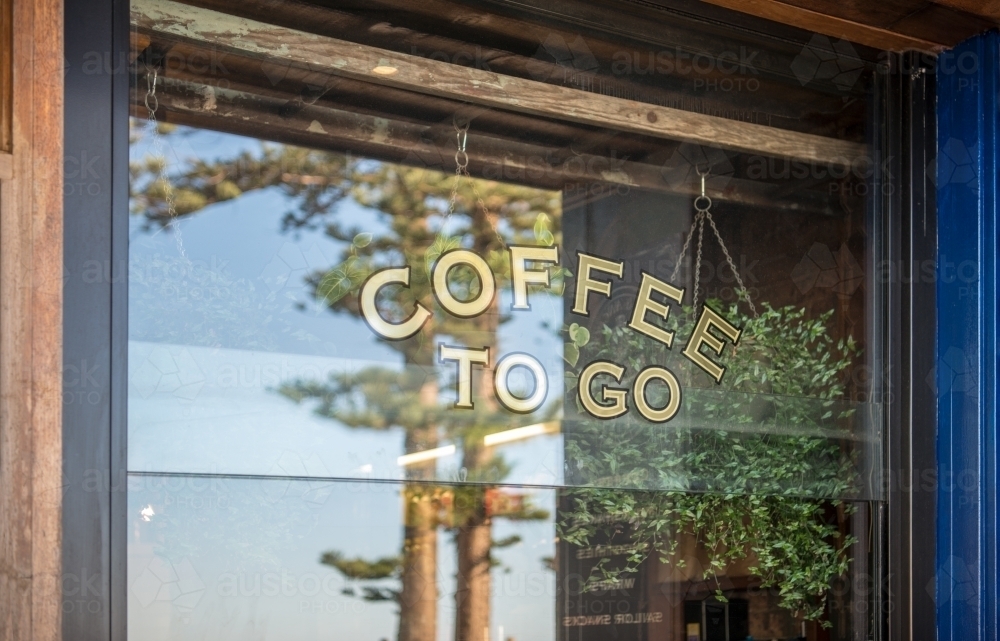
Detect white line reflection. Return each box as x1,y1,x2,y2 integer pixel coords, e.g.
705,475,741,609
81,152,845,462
396,445,457,467
483,421,559,446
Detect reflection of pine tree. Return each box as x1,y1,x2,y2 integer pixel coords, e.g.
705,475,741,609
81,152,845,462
320,483,548,637
280,194,557,640
131,125,559,641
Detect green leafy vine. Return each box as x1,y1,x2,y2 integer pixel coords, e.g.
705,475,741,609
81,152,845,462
559,301,862,624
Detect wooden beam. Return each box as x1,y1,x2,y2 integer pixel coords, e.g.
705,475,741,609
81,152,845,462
129,31,150,63
0,0,63,639
180,0,861,129
934,0,1000,23
149,43,662,160
326,0,868,101
699,0,945,52
133,77,845,217
131,0,868,165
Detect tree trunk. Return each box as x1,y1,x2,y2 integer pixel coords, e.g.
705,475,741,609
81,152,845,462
398,375,440,641
453,295,500,641
398,486,439,641
454,501,492,641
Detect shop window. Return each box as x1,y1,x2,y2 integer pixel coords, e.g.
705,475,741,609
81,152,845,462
127,1,886,639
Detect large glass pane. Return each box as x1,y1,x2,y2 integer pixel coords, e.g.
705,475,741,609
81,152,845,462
127,121,880,498
128,0,886,637
129,475,872,640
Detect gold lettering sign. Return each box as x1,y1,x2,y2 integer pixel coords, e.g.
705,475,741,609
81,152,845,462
358,248,742,422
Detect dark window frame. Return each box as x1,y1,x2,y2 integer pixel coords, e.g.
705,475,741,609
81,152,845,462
61,1,936,638
883,51,938,640
63,0,129,637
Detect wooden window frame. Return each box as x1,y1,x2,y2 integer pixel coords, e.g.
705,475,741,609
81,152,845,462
0,0,64,640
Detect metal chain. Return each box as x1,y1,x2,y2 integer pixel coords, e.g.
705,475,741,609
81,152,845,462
463,166,505,250
145,66,188,259
670,165,757,317
444,118,506,249
693,215,704,316
670,210,699,283
705,212,756,316
446,122,468,219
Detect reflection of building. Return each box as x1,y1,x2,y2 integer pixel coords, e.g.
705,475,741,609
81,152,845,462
557,492,652,641
556,495,824,640
557,185,867,641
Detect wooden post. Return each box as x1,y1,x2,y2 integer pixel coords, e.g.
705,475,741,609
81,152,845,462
0,0,11,154
0,0,63,639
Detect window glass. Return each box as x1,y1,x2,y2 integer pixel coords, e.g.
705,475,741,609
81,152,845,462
129,0,884,638
129,477,873,640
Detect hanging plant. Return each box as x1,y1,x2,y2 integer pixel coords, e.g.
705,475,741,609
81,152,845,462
559,300,861,624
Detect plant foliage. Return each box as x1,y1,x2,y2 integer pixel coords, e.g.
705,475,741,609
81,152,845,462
559,301,862,623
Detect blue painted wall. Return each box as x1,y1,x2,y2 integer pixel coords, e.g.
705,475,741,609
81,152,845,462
937,30,1000,641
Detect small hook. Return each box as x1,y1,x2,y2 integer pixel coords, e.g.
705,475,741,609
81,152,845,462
452,114,471,132
694,164,711,209
453,115,470,154
694,164,712,198
144,67,160,113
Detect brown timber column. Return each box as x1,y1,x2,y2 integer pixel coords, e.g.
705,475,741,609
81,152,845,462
0,0,64,639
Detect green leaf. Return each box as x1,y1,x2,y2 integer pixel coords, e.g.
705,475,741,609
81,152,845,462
533,212,552,245
314,257,369,307
353,232,373,248
425,235,461,276
568,324,590,347
317,268,355,304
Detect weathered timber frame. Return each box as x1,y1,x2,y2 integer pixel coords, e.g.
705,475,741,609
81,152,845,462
0,0,12,179
0,0,64,639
